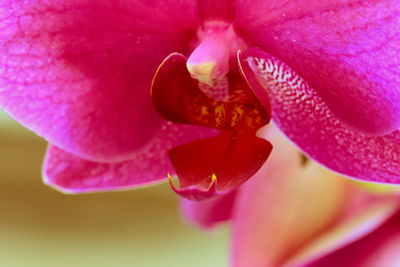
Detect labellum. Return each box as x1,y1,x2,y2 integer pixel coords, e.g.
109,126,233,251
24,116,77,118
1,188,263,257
151,22,272,201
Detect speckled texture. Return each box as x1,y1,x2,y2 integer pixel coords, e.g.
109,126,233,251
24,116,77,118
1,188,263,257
235,0,400,135
241,47,400,184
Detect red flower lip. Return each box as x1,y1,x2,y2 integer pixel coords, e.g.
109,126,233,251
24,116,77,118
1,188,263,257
151,52,272,200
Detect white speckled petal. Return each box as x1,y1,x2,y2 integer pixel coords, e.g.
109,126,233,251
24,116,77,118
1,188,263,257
239,48,400,184
235,0,400,135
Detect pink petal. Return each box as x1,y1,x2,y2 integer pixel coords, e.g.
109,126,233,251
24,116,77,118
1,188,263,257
239,48,400,184
231,127,351,267
231,126,400,267
179,191,236,228
235,1,400,135
286,198,399,266
43,123,215,193
308,210,400,267
0,0,199,162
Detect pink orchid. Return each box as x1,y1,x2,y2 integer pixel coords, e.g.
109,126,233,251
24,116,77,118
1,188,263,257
181,127,400,266
1,1,400,199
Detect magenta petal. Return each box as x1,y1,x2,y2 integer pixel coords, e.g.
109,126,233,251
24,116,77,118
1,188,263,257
196,0,236,22
0,0,199,162
235,1,400,135
179,191,236,228
43,123,215,193
239,48,400,184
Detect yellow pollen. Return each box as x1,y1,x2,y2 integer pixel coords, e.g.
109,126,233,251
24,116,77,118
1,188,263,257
187,62,215,86
214,105,226,127
200,106,209,116
231,106,244,127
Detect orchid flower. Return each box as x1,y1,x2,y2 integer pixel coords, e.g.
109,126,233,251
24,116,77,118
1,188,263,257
181,126,400,266
1,1,400,200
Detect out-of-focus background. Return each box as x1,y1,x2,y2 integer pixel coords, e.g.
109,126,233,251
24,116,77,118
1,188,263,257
0,109,229,267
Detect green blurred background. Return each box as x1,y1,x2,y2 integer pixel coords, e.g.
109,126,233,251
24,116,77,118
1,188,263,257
0,110,229,267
